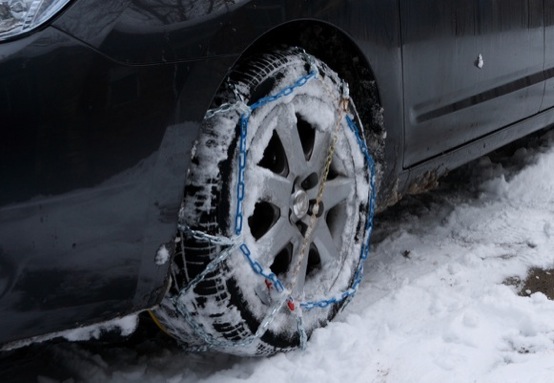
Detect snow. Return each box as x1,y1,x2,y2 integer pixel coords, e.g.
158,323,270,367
5,128,552,382
1,315,139,351
62,315,138,342
155,245,170,266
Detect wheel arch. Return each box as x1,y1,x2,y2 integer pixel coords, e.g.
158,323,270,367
238,20,382,137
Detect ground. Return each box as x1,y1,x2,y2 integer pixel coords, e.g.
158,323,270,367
2,128,554,382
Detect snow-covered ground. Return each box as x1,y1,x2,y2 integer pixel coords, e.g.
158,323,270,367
3,128,554,383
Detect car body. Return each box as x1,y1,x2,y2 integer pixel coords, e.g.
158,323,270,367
1,0,553,348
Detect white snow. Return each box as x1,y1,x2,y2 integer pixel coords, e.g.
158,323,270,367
155,245,170,266
62,315,139,342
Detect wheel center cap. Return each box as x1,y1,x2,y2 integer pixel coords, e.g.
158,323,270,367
292,190,309,219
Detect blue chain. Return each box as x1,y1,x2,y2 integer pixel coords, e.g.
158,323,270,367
234,113,249,235
249,72,317,112
239,244,285,292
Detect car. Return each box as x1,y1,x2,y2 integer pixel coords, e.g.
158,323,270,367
0,0,552,356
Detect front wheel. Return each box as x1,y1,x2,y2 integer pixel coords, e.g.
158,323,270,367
153,47,376,356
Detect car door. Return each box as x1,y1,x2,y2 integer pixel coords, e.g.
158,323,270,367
400,0,544,168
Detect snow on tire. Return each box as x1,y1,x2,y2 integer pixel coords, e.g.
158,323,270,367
153,47,373,356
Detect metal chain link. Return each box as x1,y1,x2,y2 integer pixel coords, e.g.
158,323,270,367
172,52,377,352
239,244,285,292
177,223,235,247
205,100,250,120
174,293,288,352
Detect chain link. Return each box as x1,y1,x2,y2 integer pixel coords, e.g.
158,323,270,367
177,223,235,247
174,294,288,352
235,113,249,235
172,52,377,352
296,311,308,350
239,244,286,293
205,100,250,120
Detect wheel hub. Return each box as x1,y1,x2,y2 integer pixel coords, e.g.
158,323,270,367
291,189,310,220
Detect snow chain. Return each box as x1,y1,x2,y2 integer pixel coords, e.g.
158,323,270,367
170,51,377,353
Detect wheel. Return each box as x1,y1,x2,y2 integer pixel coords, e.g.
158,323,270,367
153,47,375,356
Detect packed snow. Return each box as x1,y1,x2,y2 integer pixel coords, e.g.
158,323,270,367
2,128,554,382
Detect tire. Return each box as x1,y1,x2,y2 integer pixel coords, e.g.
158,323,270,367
153,47,374,356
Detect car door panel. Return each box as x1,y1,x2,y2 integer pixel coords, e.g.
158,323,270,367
401,0,544,168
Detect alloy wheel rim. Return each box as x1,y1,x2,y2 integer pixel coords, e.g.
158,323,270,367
246,101,357,299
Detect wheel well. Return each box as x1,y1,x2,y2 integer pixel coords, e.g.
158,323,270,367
241,21,381,134
238,20,386,198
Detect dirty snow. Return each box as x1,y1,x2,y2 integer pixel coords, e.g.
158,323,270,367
3,129,554,382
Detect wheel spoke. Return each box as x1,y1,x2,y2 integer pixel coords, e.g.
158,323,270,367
290,236,309,296
306,129,329,176
255,218,299,264
257,170,293,211
275,107,308,177
312,219,340,267
322,176,353,210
